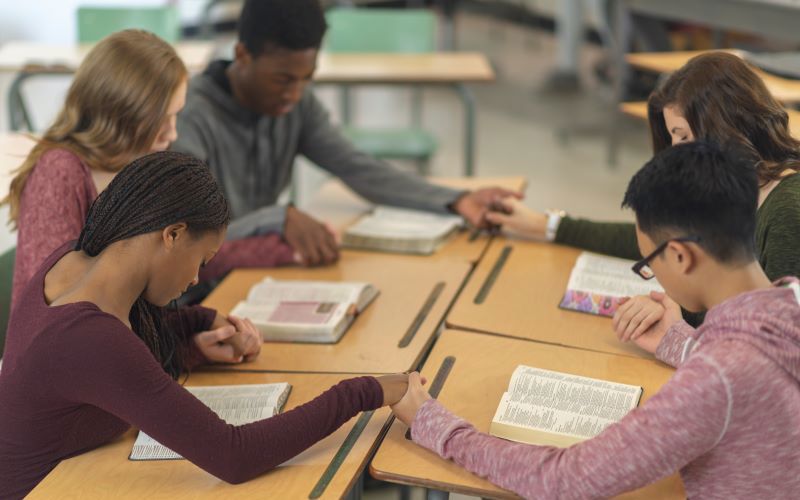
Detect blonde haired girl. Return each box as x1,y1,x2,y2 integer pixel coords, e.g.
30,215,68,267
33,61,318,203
3,29,294,310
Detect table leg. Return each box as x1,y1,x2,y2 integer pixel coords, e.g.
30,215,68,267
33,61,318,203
426,488,450,500
345,472,364,500
455,83,476,177
607,0,632,167
439,0,459,50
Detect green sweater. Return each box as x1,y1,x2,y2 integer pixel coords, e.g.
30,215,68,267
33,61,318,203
555,173,800,281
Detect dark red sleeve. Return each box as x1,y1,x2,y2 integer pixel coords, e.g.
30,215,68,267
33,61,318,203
53,315,384,483
199,233,296,282
162,305,218,368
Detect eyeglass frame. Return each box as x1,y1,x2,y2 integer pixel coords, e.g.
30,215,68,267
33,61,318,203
631,236,702,280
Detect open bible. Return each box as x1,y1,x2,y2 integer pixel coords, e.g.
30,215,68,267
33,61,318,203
230,278,379,343
342,206,463,255
559,252,664,317
489,365,642,447
130,383,292,460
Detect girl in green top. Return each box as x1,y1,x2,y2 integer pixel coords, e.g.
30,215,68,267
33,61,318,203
487,51,800,345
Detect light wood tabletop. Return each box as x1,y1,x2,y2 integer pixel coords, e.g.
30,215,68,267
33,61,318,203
620,100,800,139
314,52,495,84
203,251,470,374
370,329,684,499
0,40,215,73
0,132,35,199
28,371,391,499
625,49,800,103
302,176,527,264
625,49,742,74
445,238,651,358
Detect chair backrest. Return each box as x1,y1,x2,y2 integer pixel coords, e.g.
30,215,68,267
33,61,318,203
8,68,74,132
325,8,436,53
77,6,181,44
0,247,16,360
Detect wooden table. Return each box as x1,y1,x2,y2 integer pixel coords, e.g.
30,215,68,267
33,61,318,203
315,53,494,84
625,49,800,104
0,132,35,199
370,329,684,499
620,100,800,138
28,371,391,499
203,251,470,374
302,175,527,265
0,40,215,73
313,52,495,176
445,238,650,358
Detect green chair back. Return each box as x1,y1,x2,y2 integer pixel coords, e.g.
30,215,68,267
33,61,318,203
77,6,181,44
0,247,16,359
325,8,436,53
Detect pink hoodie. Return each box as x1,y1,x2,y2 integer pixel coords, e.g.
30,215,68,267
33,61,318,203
411,278,800,499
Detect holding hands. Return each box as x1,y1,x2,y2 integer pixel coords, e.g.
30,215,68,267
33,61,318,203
484,197,549,240
613,291,682,353
390,372,431,426
452,188,524,229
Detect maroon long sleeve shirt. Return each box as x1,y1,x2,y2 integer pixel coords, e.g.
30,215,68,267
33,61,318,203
0,242,383,499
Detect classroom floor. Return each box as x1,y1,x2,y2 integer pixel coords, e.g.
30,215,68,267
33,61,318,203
354,10,653,500
308,10,653,228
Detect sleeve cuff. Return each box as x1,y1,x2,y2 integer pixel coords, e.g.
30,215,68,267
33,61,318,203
410,399,472,456
226,205,288,240
356,376,385,411
655,319,696,367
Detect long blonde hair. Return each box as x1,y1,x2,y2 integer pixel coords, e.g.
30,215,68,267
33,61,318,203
3,29,187,228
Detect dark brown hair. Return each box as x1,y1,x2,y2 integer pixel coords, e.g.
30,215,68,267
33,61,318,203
647,51,800,184
77,151,230,378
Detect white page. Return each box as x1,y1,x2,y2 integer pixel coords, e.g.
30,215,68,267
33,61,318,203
346,206,462,239
371,206,463,226
130,383,289,460
567,252,664,298
245,279,364,306
493,365,641,439
230,301,282,324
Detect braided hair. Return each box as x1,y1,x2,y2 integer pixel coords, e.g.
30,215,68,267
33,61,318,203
77,151,230,378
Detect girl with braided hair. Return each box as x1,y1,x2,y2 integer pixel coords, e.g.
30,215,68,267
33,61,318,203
3,29,296,313
0,151,411,499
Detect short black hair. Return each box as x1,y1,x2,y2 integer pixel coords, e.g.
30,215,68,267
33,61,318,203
238,0,328,56
622,141,759,264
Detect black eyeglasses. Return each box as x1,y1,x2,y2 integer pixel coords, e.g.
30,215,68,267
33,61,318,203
632,236,701,280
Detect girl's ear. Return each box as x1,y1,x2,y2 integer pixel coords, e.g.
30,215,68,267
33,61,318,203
160,223,189,249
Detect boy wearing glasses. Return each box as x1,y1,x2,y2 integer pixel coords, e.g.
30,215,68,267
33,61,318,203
390,141,800,499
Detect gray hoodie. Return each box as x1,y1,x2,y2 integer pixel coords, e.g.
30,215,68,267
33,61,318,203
172,60,463,240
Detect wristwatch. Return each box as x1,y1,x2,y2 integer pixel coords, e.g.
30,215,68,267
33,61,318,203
545,209,566,242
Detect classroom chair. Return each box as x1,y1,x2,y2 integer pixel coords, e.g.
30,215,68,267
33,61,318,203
325,7,438,174
7,67,74,132
0,247,15,359
77,6,181,44
197,0,243,39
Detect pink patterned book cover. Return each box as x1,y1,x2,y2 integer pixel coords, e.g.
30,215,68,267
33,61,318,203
267,301,338,324
559,290,626,318
559,253,664,318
